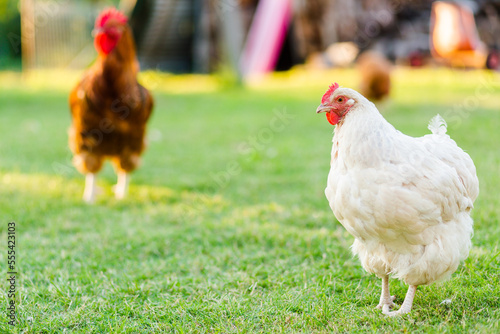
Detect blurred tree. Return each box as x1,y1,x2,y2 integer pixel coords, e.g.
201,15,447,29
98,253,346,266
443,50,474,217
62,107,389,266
0,0,19,22
0,0,22,69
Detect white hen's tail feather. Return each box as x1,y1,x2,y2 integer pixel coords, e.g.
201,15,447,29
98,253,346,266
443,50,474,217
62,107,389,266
428,114,448,135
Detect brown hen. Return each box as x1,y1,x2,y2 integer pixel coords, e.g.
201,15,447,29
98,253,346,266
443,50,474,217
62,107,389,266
69,8,153,202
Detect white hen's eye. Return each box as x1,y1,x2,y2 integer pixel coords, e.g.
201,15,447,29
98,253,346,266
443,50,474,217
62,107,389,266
336,97,344,103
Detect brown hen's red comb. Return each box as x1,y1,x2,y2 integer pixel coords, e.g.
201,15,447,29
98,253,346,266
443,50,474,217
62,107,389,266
321,82,339,104
95,7,128,28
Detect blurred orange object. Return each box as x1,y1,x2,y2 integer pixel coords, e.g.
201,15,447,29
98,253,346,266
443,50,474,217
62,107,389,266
430,1,488,68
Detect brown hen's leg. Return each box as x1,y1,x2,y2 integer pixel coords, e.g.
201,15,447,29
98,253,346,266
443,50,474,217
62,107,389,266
83,173,96,203
376,275,396,312
114,171,129,199
383,285,418,316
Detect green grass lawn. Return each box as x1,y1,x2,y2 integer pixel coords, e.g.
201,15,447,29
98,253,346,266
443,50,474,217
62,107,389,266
0,68,499,333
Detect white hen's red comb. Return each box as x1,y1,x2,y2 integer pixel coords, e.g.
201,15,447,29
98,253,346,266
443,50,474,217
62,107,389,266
321,83,339,104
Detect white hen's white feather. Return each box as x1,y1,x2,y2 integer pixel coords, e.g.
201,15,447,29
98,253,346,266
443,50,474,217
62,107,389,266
325,88,479,286
427,114,447,135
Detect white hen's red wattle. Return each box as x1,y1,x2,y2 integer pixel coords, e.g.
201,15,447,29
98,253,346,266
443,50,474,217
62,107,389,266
326,111,340,125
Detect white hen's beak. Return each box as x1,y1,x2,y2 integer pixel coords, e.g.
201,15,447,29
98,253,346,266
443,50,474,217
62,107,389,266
316,104,332,113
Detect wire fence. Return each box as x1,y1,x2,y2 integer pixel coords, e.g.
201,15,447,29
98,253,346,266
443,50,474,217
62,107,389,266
21,0,101,70
20,0,193,72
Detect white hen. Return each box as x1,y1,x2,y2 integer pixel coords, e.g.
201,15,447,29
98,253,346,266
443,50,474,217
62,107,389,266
316,83,479,316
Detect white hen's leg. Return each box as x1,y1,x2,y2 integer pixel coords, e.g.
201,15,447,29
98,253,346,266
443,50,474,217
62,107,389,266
83,173,96,203
376,275,396,311
383,285,418,316
114,171,129,199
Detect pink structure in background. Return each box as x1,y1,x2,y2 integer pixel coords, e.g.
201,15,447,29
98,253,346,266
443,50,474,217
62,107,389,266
240,0,293,78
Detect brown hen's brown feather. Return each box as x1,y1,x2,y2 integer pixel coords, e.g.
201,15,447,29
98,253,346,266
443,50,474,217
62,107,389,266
69,26,153,175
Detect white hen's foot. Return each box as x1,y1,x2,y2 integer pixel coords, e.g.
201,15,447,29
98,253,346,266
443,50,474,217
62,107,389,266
383,285,417,317
376,275,396,311
114,171,129,200
83,173,96,203
377,295,396,311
